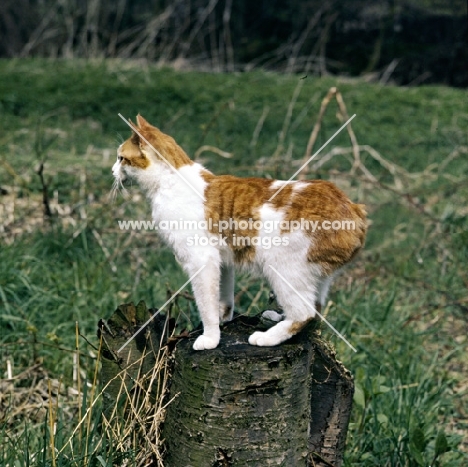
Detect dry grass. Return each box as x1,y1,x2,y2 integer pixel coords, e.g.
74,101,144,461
99,347,174,467
0,363,80,431
1,329,174,466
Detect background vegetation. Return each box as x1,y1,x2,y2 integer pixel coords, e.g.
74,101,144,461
1,0,467,86
0,58,467,465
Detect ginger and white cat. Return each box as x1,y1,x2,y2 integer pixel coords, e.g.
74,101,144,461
112,115,366,351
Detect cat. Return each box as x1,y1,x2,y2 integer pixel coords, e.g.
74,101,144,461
112,115,367,351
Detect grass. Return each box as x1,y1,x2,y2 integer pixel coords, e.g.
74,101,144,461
0,58,467,466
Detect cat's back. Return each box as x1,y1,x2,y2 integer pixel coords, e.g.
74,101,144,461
203,174,365,224
202,174,366,270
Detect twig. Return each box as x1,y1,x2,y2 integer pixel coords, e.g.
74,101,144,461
36,162,53,219
298,86,365,181
194,145,232,160
177,0,219,60
48,377,60,467
20,3,57,57
250,106,270,148
0,363,42,383
222,0,234,71
271,79,304,166
92,229,118,273
299,86,337,179
372,179,442,224
334,89,361,175
0,158,23,184
286,7,324,73
318,11,338,77
380,59,400,85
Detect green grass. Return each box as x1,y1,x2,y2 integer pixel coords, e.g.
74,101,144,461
0,59,467,466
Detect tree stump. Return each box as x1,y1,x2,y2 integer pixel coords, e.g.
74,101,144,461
99,303,354,467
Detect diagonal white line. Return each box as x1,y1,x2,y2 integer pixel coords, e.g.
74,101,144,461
118,113,205,200
268,114,356,201
268,265,357,352
116,265,206,353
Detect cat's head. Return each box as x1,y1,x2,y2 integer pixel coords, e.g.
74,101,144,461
112,115,192,185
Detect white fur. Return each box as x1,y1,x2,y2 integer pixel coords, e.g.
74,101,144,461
243,203,328,346
269,180,290,190
292,181,309,192
262,310,283,321
114,156,334,350
249,320,296,346
269,180,308,193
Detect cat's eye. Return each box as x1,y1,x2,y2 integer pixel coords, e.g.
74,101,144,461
118,156,123,162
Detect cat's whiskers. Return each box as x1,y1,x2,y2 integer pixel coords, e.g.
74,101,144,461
110,177,128,201
119,179,129,198
109,178,119,200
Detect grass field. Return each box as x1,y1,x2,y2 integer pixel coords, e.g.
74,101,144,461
0,59,467,466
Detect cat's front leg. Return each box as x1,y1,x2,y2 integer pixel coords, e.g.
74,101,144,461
219,263,235,322
188,260,222,351
193,326,220,350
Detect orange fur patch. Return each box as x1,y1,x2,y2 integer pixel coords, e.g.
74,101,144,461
202,175,272,263
203,174,366,271
118,133,150,169
119,115,193,169
289,317,314,335
136,115,193,169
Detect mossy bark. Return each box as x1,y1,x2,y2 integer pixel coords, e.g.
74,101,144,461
162,316,353,467
308,344,354,466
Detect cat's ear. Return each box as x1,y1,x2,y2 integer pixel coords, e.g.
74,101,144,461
136,114,151,129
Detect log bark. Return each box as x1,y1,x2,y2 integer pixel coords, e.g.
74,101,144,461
99,303,354,467
163,316,353,467
308,343,354,466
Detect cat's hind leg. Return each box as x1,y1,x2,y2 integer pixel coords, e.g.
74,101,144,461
249,265,319,347
219,263,235,322
315,273,336,314
261,309,284,322
261,291,284,322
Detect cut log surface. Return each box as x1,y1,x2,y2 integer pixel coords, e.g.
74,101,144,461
163,315,353,467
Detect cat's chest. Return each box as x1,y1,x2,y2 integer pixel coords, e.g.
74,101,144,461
148,164,208,226
151,193,205,223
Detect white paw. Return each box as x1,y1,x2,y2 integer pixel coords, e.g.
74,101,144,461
248,321,292,347
262,310,283,322
193,334,220,351
249,331,270,346
249,331,284,347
